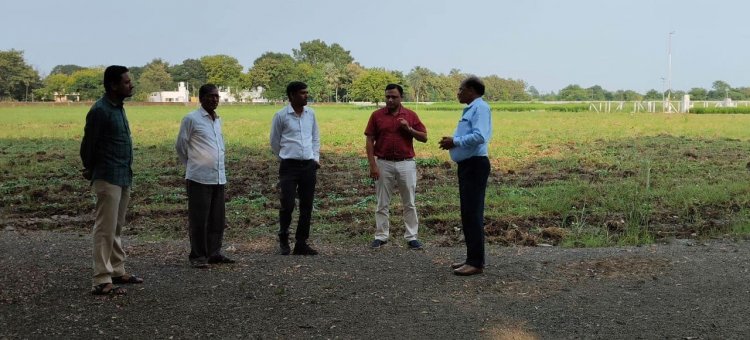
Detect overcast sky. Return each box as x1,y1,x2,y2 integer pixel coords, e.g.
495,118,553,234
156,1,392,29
3,0,748,93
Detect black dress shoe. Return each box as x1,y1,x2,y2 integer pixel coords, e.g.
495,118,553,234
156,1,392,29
450,262,465,269
190,259,208,268
453,264,483,276
208,255,236,264
292,242,318,255
279,235,291,255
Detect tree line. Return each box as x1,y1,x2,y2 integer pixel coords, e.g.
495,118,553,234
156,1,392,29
1,43,748,103
550,81,750,102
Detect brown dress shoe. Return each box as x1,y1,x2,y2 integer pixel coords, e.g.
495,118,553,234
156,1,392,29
450,262,465,269
453,264,483,276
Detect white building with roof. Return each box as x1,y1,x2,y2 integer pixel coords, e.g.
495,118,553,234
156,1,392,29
149,83,267,103
148,82,190,102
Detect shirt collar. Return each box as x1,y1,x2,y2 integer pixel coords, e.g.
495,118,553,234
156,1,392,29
199,106,219,118
285,104,308,116
382,105,405,116
102,95,123,108
467,97,484,108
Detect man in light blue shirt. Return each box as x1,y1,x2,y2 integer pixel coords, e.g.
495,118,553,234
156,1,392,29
439,76,492,276
270,81,320,255
176,84,234,268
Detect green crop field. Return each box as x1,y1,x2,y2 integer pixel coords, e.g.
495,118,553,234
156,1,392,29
1,102,749,247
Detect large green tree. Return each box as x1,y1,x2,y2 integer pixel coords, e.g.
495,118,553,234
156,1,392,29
295,62,326,102
169,58,207,97
527,86,540,99
688,87,708,101
483,75,530,101
69,68,104,100
586,85,611,101
349,68,399,105
200,54,244,88
248,52,300,101
50,64,85,75
292,40,355,102
611,90,642,101
322,62,344,102
135,59,174,101
293,39,354,66
643,89,662,100
558,84,588,101
35,73,73,101
338,62,365,102
0,49,41,101
405,66,435,102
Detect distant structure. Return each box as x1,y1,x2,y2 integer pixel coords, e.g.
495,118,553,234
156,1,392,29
148,82,267,103
149,82,190,102
53,92,80,102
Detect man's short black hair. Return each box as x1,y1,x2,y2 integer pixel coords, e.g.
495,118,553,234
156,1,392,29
286,81,308,98
199,83,218,98
103,65,129,93
463,76,485,96
385,83,403,96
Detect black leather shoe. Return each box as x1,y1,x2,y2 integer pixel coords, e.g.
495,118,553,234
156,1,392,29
208,255,236,264
371,239,387,249
190,259,208,268
279,234,291,255
453,264,483,276
292,242,318,255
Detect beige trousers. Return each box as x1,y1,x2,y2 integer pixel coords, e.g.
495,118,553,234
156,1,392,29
374,159,419,241
91,180,130,286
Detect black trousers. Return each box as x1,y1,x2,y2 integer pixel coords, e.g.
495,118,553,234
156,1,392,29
278,159,317,242
186,180,226,260
457,156,490,268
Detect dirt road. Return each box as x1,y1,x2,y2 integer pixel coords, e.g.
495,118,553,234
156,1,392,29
1,230,748,339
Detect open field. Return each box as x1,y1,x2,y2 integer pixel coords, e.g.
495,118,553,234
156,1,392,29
1,102,749,246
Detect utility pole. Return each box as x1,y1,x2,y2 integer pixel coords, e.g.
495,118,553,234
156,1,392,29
666,31,675,112
661,77,666,102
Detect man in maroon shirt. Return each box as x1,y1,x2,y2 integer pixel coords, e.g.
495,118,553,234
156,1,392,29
364,84,428,250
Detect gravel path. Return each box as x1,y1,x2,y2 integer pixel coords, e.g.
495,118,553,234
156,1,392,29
1,229,748,339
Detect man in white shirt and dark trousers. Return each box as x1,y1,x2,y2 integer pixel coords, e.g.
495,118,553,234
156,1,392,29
270,81,320,256
176,84,235,268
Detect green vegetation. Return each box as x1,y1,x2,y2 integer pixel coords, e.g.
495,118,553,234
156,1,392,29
691,106,750,114
411,102,590,112
1,103,749,247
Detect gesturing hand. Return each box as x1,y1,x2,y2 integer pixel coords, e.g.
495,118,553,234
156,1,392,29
438,137,455,150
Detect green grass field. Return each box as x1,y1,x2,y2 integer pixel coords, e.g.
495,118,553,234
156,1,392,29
1,102,749,246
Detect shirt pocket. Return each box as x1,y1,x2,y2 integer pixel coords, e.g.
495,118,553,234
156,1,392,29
457,118,471,129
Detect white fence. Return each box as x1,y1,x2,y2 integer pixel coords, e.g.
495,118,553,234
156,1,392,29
585,100,750,113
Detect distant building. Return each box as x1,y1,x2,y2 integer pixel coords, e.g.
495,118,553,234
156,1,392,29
149,82,190,102
53,92,80,102
218,86,267,103
149,83,267,103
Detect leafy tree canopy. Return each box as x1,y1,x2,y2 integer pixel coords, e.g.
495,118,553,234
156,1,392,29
349,68,399,105
200,55,243,88
50,64,85,75
0,49,41,101
293,39,354,66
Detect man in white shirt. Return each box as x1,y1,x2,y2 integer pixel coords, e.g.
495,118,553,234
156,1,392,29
176,84,234,267
270,81,320,255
